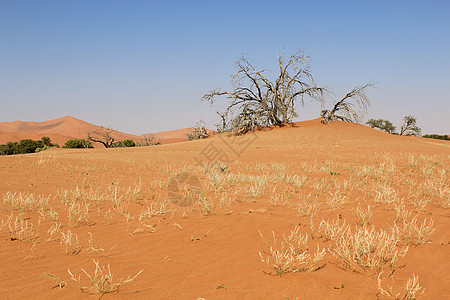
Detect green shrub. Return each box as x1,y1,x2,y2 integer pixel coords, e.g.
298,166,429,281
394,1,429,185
366,119,396,134
423,134,450,141
112,139,136,147
0,137,58,155
18,139,44,154
63,139,93,149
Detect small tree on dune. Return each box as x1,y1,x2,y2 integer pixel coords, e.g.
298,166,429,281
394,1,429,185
366,118,397,134
186,121,210,141
400,115,421,136
320,83,374,124
202,50,327,134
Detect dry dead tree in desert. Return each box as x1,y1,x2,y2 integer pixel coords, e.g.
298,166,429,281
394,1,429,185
203,50,327,134
321,83,374,124
87,127,115,148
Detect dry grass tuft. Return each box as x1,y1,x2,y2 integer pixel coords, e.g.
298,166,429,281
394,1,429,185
68,259,143,295
7,214,39,241
378,272,424,299
319,217,350,242
3,192,49,212
392,216,434,246
330,225,407,275
353,205,372,227
259,226,325,274
326,190,348,209
60,230,81,255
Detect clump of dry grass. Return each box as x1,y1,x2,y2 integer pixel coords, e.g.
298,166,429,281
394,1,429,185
326,190,348,209
392,216,434,246
3,192,49,212
330,225,407,275
353,205,372,227
47,222,61,241
374,181,399,204
60,230,81,255
378,272,424,299
68,259,143,295
393,199,411,223
7,214,39,241
297,194,320,218
318,217,350,242
85,232,105,254
259,226,326,274
67,201,90,227
408,195,429,213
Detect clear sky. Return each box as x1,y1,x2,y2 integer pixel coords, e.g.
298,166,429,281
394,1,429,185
1,0,449,134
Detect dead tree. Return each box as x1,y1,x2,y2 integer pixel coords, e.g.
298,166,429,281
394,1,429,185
321,83,374,124
87,127,115,148
203,50,327,134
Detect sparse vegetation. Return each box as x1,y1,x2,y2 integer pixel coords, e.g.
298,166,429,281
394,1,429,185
68,260,143,295
63,139,93,149
186,121,210,141
259,227,326,274
112,139,136,147
422,134,450,141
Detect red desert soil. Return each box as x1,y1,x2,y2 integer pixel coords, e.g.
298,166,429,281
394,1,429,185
0,119,448,299
0,116,202,146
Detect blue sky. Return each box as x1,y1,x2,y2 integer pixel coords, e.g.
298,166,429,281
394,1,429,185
1,0,449,134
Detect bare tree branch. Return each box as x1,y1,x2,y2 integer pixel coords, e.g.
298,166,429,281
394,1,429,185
321,83,374,124
87,127,116,148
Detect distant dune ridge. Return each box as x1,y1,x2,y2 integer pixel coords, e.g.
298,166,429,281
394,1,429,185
0,116,205,146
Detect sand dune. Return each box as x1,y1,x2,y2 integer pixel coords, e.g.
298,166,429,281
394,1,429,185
0,119,448,299
0,116,210,146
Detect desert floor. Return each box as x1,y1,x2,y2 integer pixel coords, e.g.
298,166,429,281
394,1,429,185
0,119,449,299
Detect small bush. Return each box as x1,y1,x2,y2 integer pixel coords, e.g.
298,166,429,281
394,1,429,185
186,121,210,141
0,137,58,155
112,140,135,147
63,139,93,149
422,134,450,141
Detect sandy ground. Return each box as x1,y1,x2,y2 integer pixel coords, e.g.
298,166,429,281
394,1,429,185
0,119,448,299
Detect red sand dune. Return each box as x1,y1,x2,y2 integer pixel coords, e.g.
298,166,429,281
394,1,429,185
0,116,214,146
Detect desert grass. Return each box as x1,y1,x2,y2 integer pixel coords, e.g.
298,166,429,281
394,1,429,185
378,272,424,299
7,214,39,241
326,190,349,209
60,229,81,255
68,259,143,295
329,225,408,275
297,194,320,218
392,216,435,246
85,232,105,254
318,217,350,242
408,196,429,213
196,194,215,215
259,226,325,274
47,222,61,241
67,201,90,227
42,272,66,289
393,200,412,223
353,205,372,227
373,181,399,204
3,192,49,212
